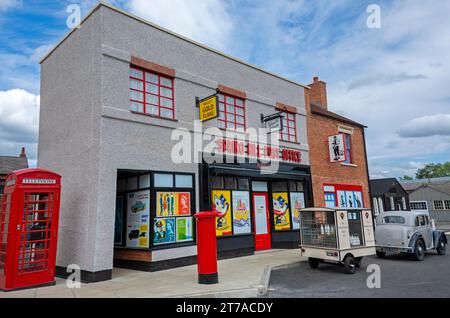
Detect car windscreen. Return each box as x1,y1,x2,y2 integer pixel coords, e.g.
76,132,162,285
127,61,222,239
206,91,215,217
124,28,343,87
382,216,405,224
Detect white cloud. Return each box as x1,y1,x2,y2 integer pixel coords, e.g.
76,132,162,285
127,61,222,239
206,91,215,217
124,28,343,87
398,114,450,138
127,0,234,51
0,89,40,165
315,2,450,178
0,0,21,11
30,44,54,63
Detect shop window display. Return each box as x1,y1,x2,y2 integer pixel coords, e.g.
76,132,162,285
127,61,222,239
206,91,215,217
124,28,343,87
115,172,195,250
290,192,305,230
212,177,252,237
272,192,291,231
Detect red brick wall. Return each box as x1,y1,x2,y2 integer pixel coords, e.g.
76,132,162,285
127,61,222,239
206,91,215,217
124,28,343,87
307,103,371,209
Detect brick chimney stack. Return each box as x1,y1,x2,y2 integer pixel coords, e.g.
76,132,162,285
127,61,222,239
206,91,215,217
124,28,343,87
19,147,26,158
309,76,328,109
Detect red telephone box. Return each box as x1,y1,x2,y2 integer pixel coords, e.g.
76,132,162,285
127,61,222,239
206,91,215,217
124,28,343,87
0,169,61,291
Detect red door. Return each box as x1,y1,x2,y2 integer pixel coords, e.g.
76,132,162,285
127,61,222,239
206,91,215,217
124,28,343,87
12,190,57,288
252,193,271,250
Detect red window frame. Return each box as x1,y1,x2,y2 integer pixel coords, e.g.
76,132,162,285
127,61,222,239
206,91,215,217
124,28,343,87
280,112,297,143
323,184,365,208
129,66,175,120
217,94,246,130
343,133,353,164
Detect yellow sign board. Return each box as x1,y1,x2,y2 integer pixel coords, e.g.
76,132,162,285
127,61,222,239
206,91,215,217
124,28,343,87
199,95,219,122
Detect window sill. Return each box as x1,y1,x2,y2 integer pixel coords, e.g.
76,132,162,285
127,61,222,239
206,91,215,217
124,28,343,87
130,110,178,122
341,162,358,167
216,126,248,134
280,139,301,146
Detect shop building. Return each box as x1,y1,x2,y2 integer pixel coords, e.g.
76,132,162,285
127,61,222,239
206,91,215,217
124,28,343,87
37,3,311,282
306,77,371,211
370,178,410,215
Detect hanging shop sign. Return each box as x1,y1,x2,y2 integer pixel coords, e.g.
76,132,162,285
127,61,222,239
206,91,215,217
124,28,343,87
126,190,150,248
290,192,305,230
232,191,251,235
156,192,191,217
212,190,233,236
198,94,219,122
272,192,291,231
328,134,346,162
261,113,283,133
215,138,302,164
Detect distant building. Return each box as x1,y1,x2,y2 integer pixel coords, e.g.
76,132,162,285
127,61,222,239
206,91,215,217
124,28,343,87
400,177,450,222
0,147,29,195
370,178,409,215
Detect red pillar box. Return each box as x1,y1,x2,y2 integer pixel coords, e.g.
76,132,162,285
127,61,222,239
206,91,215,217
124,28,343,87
194,211,219,284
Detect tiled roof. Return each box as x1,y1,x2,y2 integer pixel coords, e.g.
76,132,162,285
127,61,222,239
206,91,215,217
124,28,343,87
400,177,450,192
0,156,29,175
310,104,366,128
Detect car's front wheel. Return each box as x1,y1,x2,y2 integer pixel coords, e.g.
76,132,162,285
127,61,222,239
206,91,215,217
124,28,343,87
437,237,446,255
376,250,386,258
414,240,425,261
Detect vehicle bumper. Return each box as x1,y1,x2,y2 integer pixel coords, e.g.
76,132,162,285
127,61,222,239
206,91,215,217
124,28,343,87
376,246,413,253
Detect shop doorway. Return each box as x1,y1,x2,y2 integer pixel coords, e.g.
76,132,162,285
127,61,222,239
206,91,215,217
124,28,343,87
252,192,271,250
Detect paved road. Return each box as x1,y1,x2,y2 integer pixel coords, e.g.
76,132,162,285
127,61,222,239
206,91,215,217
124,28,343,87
266,244,450,298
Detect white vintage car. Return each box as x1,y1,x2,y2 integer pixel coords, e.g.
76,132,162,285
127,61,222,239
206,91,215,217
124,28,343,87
375,211,447,260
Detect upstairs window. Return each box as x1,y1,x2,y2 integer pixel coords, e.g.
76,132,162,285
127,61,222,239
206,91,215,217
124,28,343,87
343,133,353,164
434,201,445,210
281,112,297,143
218,94,246,130
410,201,427,211
444,200,450,209
129,67,174,119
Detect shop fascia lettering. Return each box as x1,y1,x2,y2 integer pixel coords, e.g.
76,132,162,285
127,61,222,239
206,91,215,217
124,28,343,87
215,138,301,164
171,121,302,168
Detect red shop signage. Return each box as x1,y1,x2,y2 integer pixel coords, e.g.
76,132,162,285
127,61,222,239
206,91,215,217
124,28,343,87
215,138,302,164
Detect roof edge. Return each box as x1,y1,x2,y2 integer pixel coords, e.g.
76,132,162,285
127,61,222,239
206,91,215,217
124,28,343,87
40,1,310,90
311,104,367,128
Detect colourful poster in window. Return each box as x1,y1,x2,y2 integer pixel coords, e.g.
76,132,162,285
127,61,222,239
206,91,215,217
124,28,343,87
212,190,232,236
176,217,194,242
178,193,191,215
273,192,291,231
290,192,305,230
337,190,363,208
337,190,347,208
126,190,150,248
232,191,251,235
328,134,346,162
353,191,363,208
153,218,175,245
156,192,191,216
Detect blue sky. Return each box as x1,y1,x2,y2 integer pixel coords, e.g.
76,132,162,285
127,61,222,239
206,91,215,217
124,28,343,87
1,0,450,178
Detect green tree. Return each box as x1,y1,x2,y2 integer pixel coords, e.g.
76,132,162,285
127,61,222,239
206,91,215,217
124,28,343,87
416,162,450,179
400,175,414,181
